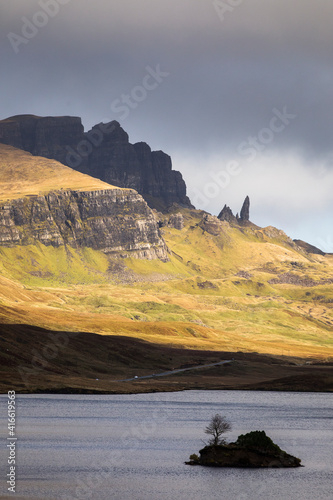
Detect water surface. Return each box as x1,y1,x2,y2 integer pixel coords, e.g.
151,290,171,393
0,391,332,499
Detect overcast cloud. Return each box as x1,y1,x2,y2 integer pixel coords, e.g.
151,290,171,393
1,0,333,250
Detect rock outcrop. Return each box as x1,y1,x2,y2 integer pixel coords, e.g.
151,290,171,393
200,214,225,236
217,204,237,224
0,115,192,212
187,431,302,468
0,188,169,261
239,195,250,221
0,115,84,168
167,213,184,230
191,443,301,468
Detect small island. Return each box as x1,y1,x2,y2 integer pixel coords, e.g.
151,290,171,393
187,415,302,468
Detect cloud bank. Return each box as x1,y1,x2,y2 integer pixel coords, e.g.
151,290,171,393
1,0,333,249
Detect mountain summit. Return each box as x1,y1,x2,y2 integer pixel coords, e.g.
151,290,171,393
0,115,192,212
240,195,250,221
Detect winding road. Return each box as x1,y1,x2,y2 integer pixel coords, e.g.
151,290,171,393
116,360,233,382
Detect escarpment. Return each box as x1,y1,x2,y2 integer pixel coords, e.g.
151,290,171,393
0,189,169,261
0,115,192,211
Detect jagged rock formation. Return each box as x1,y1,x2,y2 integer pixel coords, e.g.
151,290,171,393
217,205,237,224
0,115,192,211
218,196,250,224
239,195,250,221
0,189,169,261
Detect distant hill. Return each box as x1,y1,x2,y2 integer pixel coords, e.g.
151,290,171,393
293,239,325,256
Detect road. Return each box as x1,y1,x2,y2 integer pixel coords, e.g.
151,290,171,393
115,360,233,382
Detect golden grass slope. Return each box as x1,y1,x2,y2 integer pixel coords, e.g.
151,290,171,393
0,143,117,202
0,144,332,359
0,207,332,359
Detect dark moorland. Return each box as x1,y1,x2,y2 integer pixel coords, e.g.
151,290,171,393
1,323,332,394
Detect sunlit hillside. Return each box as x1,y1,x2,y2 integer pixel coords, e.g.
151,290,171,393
0,143,116,202
0,145,332,359
0,210,332,359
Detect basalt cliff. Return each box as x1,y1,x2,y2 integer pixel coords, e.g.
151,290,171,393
0,188,168,260
0,115,192,211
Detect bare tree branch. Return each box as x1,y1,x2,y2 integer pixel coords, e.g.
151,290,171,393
204,414,231,446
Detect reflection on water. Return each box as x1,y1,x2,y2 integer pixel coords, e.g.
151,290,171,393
0,391,332,500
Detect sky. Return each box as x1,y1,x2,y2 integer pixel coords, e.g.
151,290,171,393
1,0,333,251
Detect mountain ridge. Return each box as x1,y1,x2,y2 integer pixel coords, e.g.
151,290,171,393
0,114,192,211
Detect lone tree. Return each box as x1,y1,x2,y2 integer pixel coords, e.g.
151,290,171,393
204,414,231,446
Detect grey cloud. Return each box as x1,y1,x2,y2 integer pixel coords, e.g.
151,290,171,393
1,0,333,248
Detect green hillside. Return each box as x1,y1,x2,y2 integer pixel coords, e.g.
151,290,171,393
0,144,332,359
0,206,332,359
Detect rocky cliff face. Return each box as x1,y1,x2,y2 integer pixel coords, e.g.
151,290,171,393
0,188,169,261
0,115,192,211
0,115,84,168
